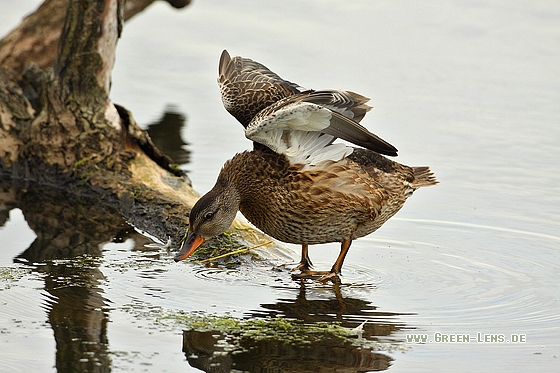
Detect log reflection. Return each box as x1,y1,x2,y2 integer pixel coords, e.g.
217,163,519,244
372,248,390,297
41,263,110,373
146,108,190,166
1,182,130,373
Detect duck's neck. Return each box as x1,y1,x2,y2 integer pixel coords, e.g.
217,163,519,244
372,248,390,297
212,171,241,206
217,154,251,203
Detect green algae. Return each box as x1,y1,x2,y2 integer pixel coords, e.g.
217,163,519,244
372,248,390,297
0,267,32,290
156,310,374,348
50,254,103,269
180,231,263,266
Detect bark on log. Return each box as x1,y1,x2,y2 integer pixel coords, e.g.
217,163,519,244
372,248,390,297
0,0,275,255
0,0,191,80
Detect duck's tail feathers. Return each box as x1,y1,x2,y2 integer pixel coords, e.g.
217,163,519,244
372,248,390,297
411,166,438,188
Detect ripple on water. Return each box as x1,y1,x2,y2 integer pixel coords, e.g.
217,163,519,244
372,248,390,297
103,220,559,345
191,260,292,287
189,252,388,291
359,218,560,340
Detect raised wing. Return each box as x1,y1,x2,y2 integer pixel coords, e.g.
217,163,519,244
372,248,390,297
245,91,398,166
218,50,303,127
299,90,397,155
218,50,398,166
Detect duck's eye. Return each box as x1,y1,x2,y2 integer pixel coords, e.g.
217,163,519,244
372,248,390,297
204,211,215,221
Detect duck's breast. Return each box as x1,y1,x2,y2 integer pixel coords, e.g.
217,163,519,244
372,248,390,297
233,149,409,244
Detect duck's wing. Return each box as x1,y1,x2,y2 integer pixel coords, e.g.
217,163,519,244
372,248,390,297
301,90,397,155
245,90,398,167
218,50,303,127
219,51,398,162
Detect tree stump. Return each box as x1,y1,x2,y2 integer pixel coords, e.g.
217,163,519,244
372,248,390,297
0,0,274,254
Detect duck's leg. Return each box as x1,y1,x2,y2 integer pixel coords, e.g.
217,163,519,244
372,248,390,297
291,244,313,272
331,239,352,274
317,239,352,281
292,240,352,281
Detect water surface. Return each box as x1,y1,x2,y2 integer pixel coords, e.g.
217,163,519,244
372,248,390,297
1,1,559,372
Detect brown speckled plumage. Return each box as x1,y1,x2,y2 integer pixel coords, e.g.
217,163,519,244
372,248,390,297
174,51,437,280
218,51,301,127
219,146,435,246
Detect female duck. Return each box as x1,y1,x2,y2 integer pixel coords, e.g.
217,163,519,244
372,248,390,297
174,51,437,280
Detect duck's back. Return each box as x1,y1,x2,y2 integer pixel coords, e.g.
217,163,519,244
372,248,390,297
223,146,435,245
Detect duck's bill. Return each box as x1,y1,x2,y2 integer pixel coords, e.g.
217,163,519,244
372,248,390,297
173,232,205,262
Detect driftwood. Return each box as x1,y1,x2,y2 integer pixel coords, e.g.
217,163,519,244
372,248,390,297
0,0,270,250
0,0,191,80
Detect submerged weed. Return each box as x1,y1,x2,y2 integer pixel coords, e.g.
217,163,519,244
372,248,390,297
0,267,32,290
157,311,371,348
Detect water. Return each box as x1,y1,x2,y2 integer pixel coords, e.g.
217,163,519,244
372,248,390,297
1,0,560,372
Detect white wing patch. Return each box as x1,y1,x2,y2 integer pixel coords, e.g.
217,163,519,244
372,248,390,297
285,131,354,167
246,102,332,135
246,102,354,168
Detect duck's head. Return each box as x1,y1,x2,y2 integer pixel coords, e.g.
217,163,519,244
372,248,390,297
174,180,240,262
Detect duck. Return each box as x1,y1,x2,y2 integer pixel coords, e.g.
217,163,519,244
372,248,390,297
174,50,437,280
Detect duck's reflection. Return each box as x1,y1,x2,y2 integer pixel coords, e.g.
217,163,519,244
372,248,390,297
181,282,405,372
250,281,405,338
182,328,392,372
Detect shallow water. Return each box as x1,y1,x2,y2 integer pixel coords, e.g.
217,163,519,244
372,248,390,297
1,0,560,372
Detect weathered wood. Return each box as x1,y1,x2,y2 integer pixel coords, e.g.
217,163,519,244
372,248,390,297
0,0,191,80
55,0,122,102
0,1,274,252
